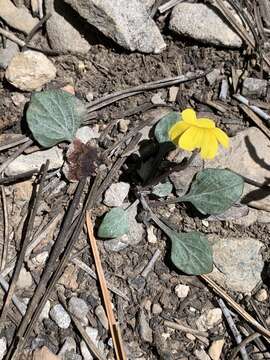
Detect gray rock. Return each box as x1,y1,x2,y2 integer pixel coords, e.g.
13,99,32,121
39,300,51,322
58,337,76,358
206,68,221,85
80,327,99,360
6,147,64,176
139,310,153,343
17,266,33,289
208,236,264,293
95,305,108,330
45,0,90,54
5,50,56,91
196,308,222,332
104,182,130,207
242,77,267,98
63,0,166,53
0,40,19,69
75,125,100,143
0,0,38,34
68,297,89,320
141,0,156,11
194,349,211,360
50,304,71,329
204,127,270,211
0,338,7,360
170,3,242,48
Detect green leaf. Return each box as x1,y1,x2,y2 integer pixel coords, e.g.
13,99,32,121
170,231,213,275
179,168,244,215
150,214,212,275
98,208,129,239
26,90,85,148
152,181,173,197
155,112,180,143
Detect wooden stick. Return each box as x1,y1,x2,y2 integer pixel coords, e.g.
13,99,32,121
200,275,270,340
86,212,127,360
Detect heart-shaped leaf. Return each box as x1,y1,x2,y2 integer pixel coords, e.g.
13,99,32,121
98,208,129,239
27,90,85,148
170,231,213,275
155,111,179,143
178,168,244,215
150,214,212,275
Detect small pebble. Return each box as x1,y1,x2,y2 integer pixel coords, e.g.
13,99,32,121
39,300,51,322
206,69,220,85
0,338,7,360
151,92,166,105
152,303,162,315
95,305,108,330
0,40,19,69
196,308,222,332
11,93,26,106
242,77,267,98
86,92,94,102
75,125,100,143
175,284,190,298
139,310,153,343
147,225,157,244
68,296,89,320
103,182,130,207
17,266,33,289
255,288,268,302
58,336,76,358
118,119,130,133
168,86,179,102
208,338,225,360
80,327,99,360
50,304,71,329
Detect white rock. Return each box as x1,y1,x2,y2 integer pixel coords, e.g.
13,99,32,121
46,0,90,54
50,304,71,329
151,92,166,105
0,338,7,360
168,86,179,102
147,225,157,244
11,92,26,107
39,300,51,322
170,3,242,48
0,40,19,69
152,303,162,315
95,305,108,330
75,125,100,143
196,308,222,332
17,266,33,289
68,296,89,320
175,284,190,299
194,349,211,360
104,182,130,207
118,119,130,133
80,327,99,360
208,236,264,293
6,147,64,176
255,289,268,302
0,0,38,34
208,338,225,360
205,127,270,211
242,77,267,97
58,337,76,358
63,0,166,53
6,50,56,91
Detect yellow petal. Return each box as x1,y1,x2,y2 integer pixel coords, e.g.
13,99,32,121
213,127,229,148
196,117,216,129
169,121,190,141
181,108,197,125
200,130,218,159
178,126,201,151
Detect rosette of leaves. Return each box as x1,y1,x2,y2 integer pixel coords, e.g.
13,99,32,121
26,90,86,148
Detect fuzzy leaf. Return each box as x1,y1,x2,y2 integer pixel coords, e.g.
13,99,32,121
179,169,244,215
98,208,129,239
27,90,85,148
170,231,213,275
155,112,179,143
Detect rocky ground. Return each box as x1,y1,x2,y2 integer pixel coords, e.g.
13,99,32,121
0,0,270,359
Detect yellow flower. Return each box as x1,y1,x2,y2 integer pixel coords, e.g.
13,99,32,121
169,108,229,160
